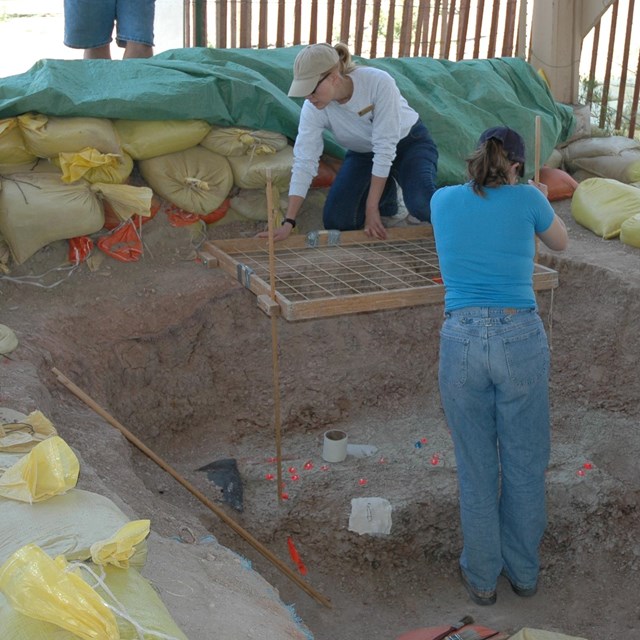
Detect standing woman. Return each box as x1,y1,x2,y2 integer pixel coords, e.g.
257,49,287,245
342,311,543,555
430,127,568,606
263,42,438,241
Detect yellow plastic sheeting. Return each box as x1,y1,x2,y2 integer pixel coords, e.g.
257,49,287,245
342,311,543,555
91,183,154,222
0,409,57,454
90,520,151,569
0,544,119,640
55,148,134,184
571,178,640,239
0,436,79,503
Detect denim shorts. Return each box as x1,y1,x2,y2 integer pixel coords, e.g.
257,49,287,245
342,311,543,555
64,0,156,49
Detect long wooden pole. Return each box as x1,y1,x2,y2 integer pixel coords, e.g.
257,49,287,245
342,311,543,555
534,115,541,183
51,367,332,609
264,171,284,505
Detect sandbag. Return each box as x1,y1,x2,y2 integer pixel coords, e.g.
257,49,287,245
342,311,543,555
0,562,188,640
539,167,578,201
563,134,640,161
53,148,134,184
571,178,640,239
0,488,148,567
0,118,37,165
0,158,62,176
227,144,293,190
0,409,57,454
507,629,587,640
0,172,104,264
18,113,121,157
568,152,640,184
229,187,288,221
91,183,154,225
200,126,289,157
113,118,211,160
620,213,640,248
138,146,233,214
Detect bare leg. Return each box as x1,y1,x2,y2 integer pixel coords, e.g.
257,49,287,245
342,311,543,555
123,42,154,59
84,45,111,59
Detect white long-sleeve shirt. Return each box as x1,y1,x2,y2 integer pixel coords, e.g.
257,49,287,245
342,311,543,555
288,65,419,199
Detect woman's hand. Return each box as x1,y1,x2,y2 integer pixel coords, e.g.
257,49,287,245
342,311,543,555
364,208,387,240
256,223,293,242
528,179,549,198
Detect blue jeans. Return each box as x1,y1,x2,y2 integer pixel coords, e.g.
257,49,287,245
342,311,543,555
64,0,156,49
323,119,438,230
438,307,550,593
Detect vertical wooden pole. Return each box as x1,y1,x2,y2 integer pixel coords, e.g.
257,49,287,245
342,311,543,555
265,171,283,505
614,0,635,131
370,0,382,58
599,0,618,130
473,0,485,58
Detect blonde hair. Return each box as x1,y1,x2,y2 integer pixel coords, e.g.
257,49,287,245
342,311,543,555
334,42,357,75
467,138,514,196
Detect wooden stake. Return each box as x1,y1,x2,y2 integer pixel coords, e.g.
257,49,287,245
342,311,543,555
264,171,284,505
534,114,541,183
52,367,331,609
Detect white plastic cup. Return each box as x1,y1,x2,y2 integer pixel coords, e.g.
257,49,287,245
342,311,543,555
322,429,348,463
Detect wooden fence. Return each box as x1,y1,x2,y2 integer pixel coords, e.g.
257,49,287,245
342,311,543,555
183,0,639,138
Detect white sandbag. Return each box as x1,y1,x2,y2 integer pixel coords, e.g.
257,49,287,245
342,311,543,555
0,158,62,176
0,118,37,165
571,177,640,239
620,213,640,248
227,145,293,190
0,173,104,264
229,188,288,221
18,114,121,158
562,134,640,161
0,488,147,567
568,151,640,184
113,118,211,160
200,126,289,157
138,146,233,214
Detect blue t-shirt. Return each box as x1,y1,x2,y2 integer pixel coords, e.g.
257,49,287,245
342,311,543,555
431,182,555,311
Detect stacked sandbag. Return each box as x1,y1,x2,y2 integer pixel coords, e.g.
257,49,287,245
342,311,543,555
562,135,640,184
0,412,187,639
571,177,640,239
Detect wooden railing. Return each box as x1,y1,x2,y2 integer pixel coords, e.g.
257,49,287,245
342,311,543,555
183,0,639,139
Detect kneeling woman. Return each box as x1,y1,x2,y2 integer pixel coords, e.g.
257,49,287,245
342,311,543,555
262,42,438,241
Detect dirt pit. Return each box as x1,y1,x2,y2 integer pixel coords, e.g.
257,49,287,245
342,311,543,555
1,196,639,640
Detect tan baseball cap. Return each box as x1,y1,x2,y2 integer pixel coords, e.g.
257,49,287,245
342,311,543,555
288,44,339,97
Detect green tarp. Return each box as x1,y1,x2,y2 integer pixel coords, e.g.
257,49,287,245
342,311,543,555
0,46,575,185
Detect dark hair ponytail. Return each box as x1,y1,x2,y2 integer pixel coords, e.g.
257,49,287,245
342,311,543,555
467,138,515,195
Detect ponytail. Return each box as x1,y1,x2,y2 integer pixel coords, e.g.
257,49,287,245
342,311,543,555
334,42,357,74
467,138,514,196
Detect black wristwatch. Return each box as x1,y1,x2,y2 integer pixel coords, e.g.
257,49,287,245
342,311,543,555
282,218,296,228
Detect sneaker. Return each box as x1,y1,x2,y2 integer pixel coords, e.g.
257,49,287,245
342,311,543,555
381,210,409,228
407,214,429,225
460,568,497,606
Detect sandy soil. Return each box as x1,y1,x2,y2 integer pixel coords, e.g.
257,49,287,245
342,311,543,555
1,186,640,640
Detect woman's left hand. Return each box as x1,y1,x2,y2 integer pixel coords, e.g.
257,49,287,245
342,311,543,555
364,209,387,240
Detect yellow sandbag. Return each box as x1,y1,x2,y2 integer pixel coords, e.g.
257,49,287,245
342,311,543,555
90,520,150,569
620,213,640,248
0,172,104,264
0,563,188,640
113,118,211,160
139,145,233,214
18,113,121,158
0,158,62,176
570,152,640,184
0,545,119,640
91,183,153,222
54,148,134,184
0,325,18,356
200,126,289,157
229,187,288,222
571,177,640,239
0,436,79,503
0,409,57,453
0,489,148,568
508,629,587,640
563,134,640,162
0,118,37,165
227,144,293,190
